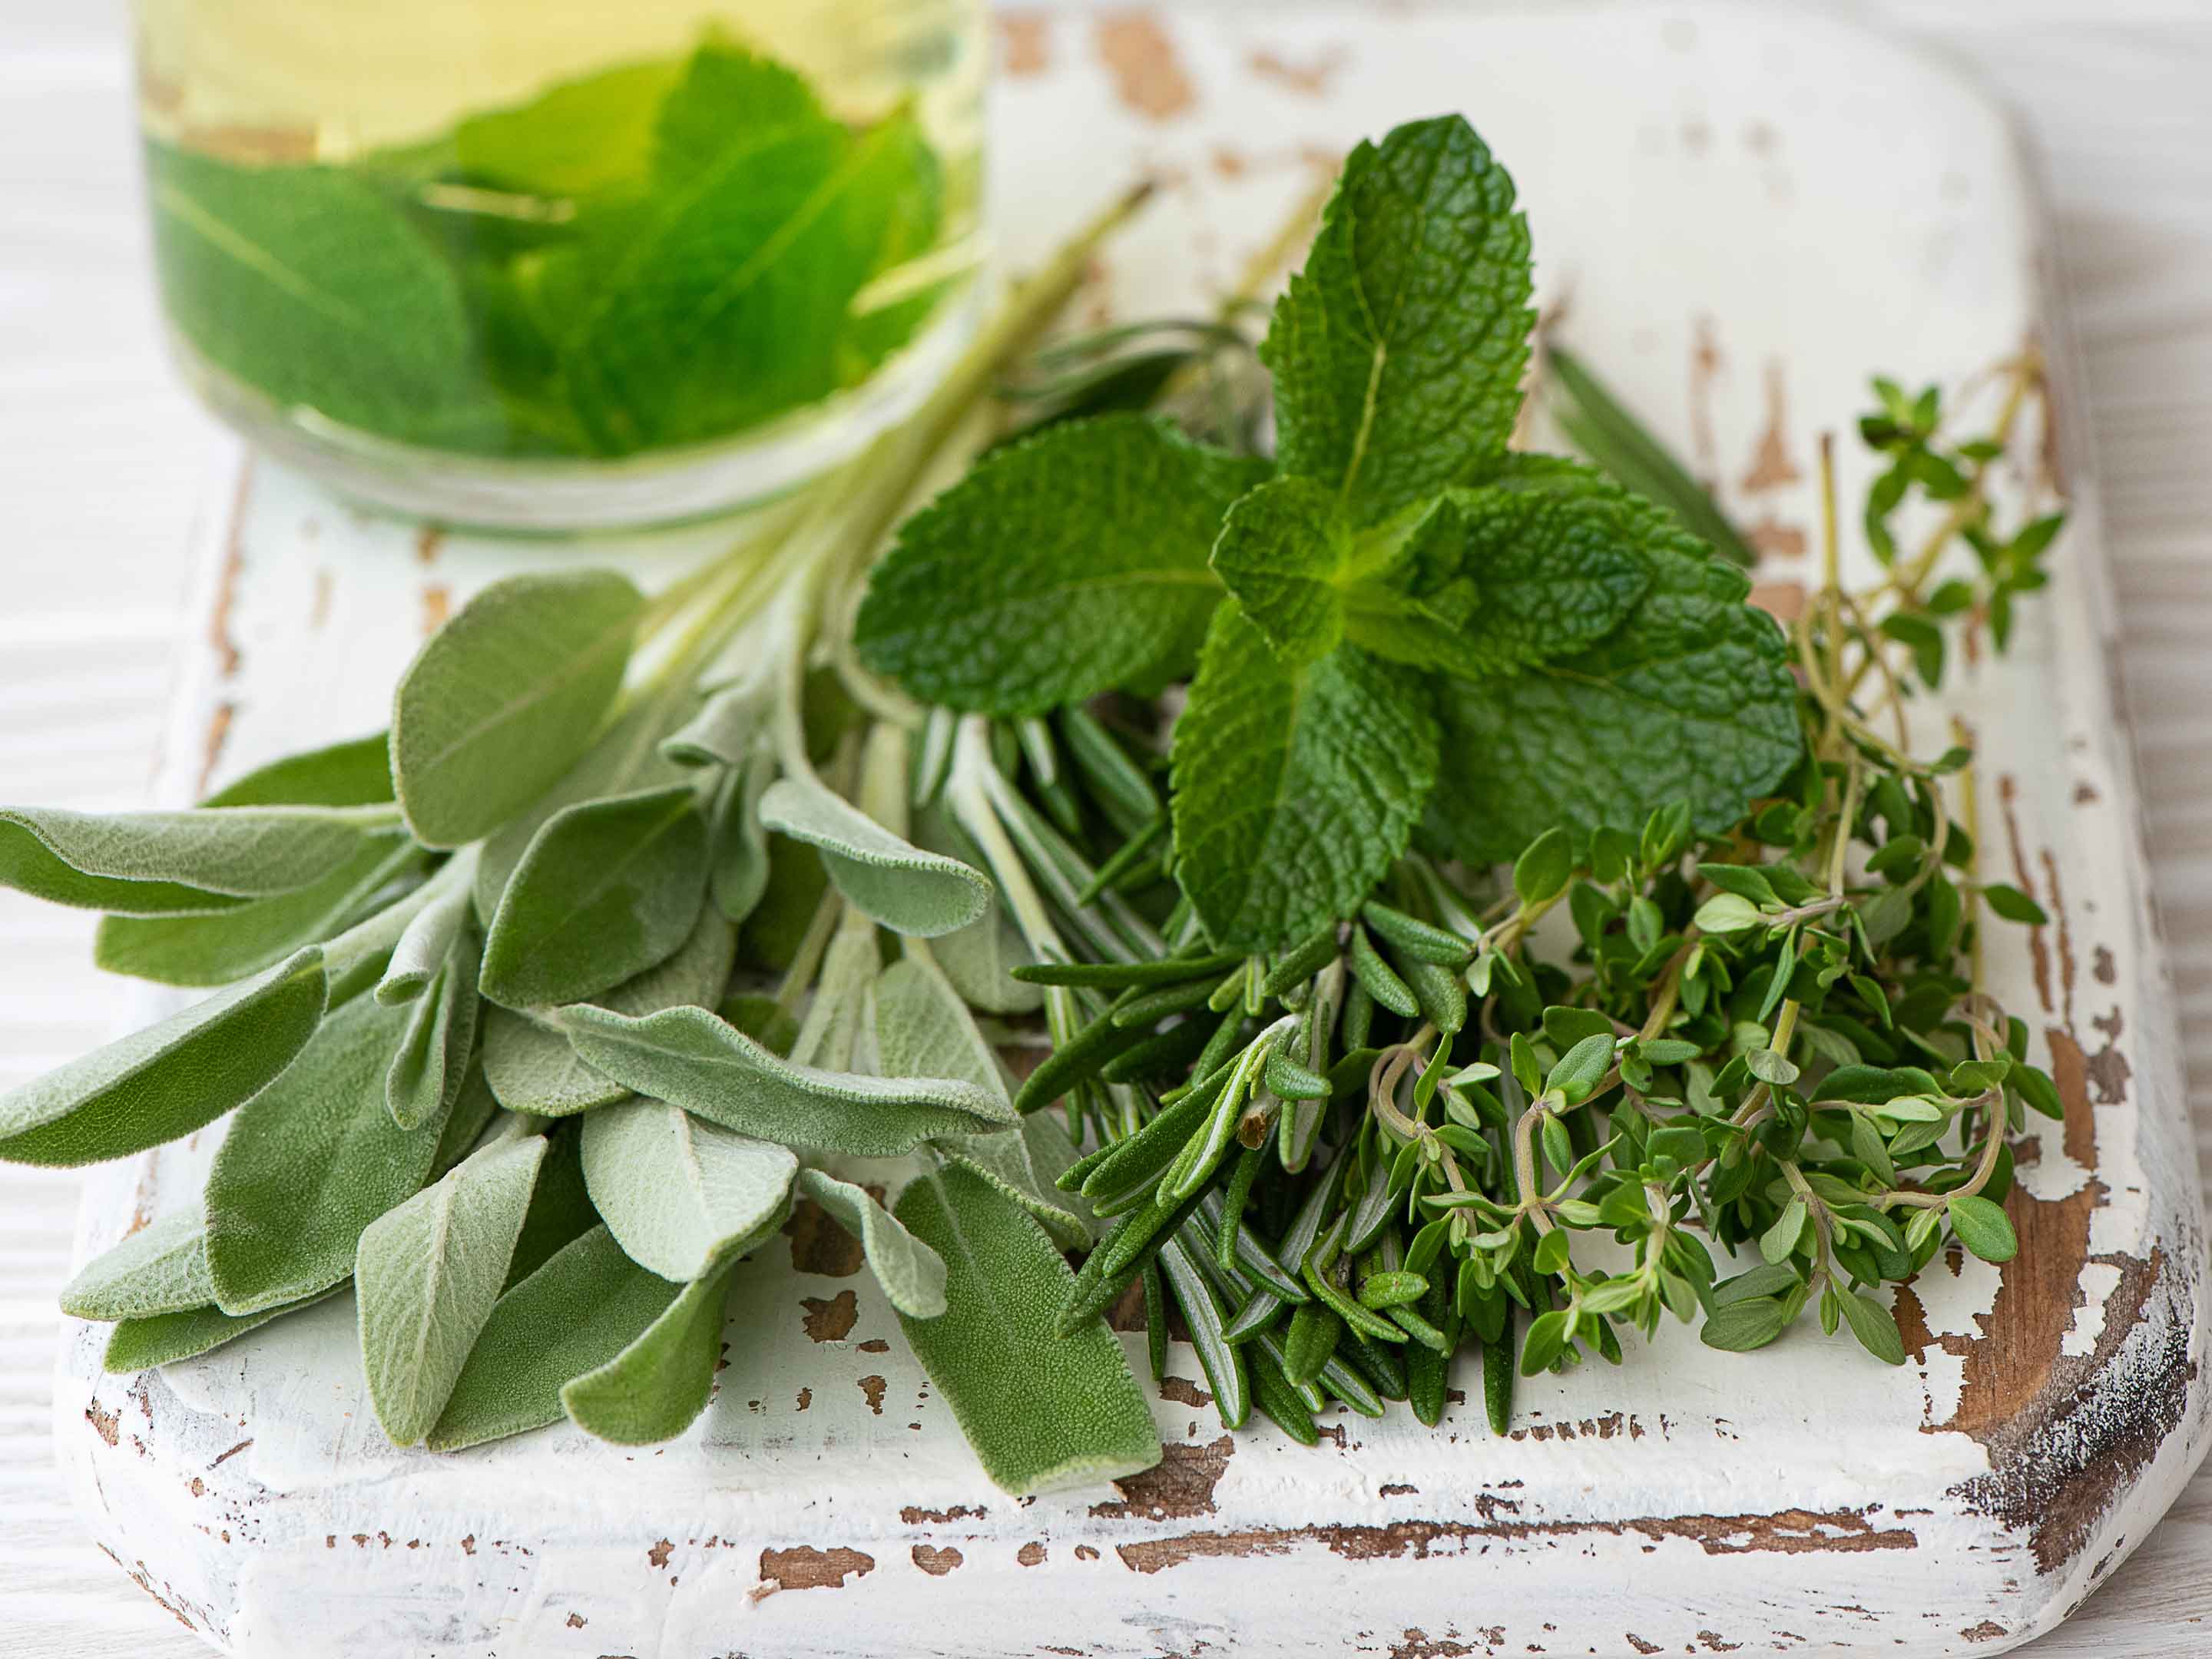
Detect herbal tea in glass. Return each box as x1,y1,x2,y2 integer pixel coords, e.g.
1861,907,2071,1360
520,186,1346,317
131,0,986,528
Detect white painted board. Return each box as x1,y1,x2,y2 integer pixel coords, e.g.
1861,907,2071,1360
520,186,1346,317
53,5,2206,1654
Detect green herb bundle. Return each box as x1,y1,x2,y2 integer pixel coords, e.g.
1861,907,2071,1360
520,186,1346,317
148,40,961,458
12,114,2067,1495
853,115,2067,1443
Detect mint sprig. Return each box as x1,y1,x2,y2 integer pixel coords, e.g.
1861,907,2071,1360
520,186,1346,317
856,114,1800,951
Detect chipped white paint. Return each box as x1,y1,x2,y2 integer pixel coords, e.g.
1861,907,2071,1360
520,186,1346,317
51,5,2207,1656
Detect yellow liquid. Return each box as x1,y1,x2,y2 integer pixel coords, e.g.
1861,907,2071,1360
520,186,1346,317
131,0,988,528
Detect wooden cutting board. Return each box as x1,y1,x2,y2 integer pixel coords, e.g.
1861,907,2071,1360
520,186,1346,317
55,5,2207,1654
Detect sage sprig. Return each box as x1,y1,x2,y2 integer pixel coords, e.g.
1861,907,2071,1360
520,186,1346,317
22,186,1163,1495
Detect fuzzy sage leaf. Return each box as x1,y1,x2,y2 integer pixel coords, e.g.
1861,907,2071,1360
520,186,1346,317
426,1224,678,1452
92,834,416,988
556,1003,1016,1154
391,569,645,849
104,1290,342,1375
61,1207,214,1321
205,992,451,1315
558,1260,733,1445
356,1131,547,1445
479,904,734,1118
480,784,710,1008
892,1162,1160,1494
757,777,989,938
796,1167,948,1317
0,946,326,1167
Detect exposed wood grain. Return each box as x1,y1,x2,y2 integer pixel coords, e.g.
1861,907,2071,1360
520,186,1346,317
2,2,2210,1655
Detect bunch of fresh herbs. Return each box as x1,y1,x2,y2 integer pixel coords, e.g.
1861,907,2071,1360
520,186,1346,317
853,115,2066,1444
147,40,962,458
9,114,2066,1493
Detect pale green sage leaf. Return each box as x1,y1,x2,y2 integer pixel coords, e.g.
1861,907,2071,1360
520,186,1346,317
796,1166,947,1318
580,1098,796,1282
376,851,477,1004
558,1260,732,1445
61,1207,214,1321
757,776,988,939
391,569,645,849
0,802,396,901
892,1163,1161,1494
201,732,395,809
478,905,735,1117
481,784,709,1008
0,946,326,1168
386,925,483,1131
555,1003,1016,1156
206,992,450,1314
93,835,417,988
103,1289,340,1375
356,1132,548,1445
426,1224,677,1451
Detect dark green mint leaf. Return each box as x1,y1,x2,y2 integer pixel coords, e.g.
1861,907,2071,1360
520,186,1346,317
1261,115,1532,527
1171,604,1439,952
555,64,935,452
448,59,687,197
145,141,495,446
1208,476,1363,666
1424,457,1801,866
1348,485,1648,675
857,415,1269,714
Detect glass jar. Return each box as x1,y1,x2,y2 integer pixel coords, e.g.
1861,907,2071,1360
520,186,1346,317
130,0,987,529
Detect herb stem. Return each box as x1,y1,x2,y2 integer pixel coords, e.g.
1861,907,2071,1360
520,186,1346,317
1886,348,2042,610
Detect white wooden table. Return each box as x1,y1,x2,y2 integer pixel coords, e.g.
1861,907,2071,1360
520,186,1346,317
5,2,2211,1653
